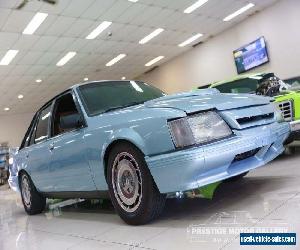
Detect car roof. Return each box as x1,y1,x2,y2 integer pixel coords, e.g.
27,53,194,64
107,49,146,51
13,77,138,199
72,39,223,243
71,79,134,89
36,80,135,114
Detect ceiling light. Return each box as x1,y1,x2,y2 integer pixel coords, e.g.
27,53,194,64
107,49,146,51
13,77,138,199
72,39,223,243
184,0,209,14
223,3,255,22
18,94,24,99
56,52,77,66
106,54,126,67
86,21,112,40
139,28,164,44
23,12,48,35
4,107,10,111
145,56,164,67
0,50,19,65
35,79,42,83
178,33,203,47
122,76,126,80
84,77,89,81
128,0,138,2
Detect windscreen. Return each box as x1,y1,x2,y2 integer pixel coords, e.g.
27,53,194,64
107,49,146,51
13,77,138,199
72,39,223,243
213,78,258,94
78,81,165,116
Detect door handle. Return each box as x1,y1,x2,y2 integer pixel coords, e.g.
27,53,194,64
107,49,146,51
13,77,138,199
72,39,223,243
49,144,54,151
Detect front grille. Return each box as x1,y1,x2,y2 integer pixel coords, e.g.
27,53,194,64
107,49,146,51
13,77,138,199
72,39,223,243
233,148,261,162
237,113,274,126
278,100,293,121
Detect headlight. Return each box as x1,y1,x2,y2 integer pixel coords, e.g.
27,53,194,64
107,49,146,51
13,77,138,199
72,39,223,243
272,103,284,122
168,111,232,148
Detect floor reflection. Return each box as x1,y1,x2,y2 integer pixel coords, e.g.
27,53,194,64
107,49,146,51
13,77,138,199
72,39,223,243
0,145,299,250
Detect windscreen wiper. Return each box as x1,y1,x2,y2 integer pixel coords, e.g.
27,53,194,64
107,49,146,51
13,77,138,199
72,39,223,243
103,101,144,113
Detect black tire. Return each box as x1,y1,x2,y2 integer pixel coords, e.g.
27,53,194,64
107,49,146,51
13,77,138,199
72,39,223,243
284,137,294,145
107,142,166,225
226,171,249,182
285,146,296,155
19,172,46,215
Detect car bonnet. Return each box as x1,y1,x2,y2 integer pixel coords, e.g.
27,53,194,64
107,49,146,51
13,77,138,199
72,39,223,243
144,89,271,113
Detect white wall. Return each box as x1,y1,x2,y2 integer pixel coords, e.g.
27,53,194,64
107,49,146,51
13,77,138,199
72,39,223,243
0,113,34,147
138,0,300,93
1,0,299,146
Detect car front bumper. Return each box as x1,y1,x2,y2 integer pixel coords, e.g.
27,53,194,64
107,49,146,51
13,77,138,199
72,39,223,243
146,122,290,194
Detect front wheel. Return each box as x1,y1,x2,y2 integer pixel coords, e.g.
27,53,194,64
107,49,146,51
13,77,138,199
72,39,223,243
107,143,166,225
20,172,46,215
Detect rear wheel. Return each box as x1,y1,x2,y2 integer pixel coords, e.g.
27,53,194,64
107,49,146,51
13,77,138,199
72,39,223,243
107,143,166,225
20,172,46,215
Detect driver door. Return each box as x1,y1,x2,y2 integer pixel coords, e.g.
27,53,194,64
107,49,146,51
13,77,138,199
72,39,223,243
48,91,95,192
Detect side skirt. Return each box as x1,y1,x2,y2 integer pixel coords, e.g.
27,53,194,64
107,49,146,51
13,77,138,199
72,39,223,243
41,190,110,200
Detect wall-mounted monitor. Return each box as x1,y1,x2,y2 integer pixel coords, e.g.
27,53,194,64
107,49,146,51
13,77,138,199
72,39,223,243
233,37,269,74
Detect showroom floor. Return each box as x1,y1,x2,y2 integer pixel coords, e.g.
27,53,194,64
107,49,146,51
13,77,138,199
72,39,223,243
1,147,299,250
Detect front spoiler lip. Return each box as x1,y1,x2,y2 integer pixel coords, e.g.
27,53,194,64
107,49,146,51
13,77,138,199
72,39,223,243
290,120,300,132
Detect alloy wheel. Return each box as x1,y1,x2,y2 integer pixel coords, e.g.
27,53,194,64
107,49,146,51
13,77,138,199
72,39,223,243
21,175,31,208
111,152,142,213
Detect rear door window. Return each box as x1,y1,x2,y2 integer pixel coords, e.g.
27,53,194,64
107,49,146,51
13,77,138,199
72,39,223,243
20,114,38,149
34,104,52,143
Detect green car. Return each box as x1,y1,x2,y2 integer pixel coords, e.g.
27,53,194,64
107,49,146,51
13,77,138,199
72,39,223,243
199,73,300,143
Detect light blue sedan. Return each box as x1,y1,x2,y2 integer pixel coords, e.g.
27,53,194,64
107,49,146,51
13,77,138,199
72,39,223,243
9,80,290,225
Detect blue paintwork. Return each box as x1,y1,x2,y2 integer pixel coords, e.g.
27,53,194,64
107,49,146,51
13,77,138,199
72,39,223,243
146,122,289,193
10,83,290,194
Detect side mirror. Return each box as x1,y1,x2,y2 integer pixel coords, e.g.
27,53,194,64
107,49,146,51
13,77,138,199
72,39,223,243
60,113,83,130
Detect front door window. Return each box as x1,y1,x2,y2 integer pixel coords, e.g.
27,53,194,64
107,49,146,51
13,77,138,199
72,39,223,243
51,93,81,137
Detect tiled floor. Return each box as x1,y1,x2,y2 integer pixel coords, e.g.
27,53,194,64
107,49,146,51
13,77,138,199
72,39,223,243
1,148,299,250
